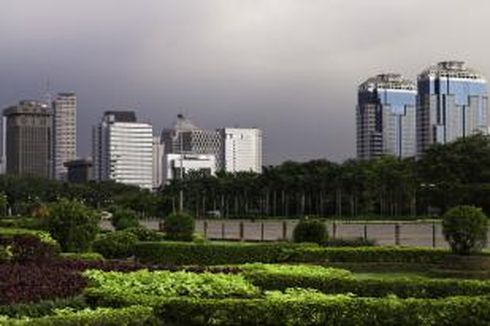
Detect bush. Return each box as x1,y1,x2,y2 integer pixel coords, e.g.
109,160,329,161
0,235,59,263
1,306,154,326
46,199,100,252
442,205,488,255
163,212,195,241
60,252,104,262
92,231,137,259
0,217,46,230
124,226,165,241
0,296,87,318
293,219,328,244
153,294,490,326
322,237,376,247
134,241,464,266
110,208,140,231
241,263,490,299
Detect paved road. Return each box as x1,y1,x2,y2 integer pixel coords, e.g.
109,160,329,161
102,218,471,248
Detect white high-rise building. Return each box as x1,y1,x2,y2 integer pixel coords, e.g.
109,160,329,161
163,153,216,184
219,128,262,173
152,136,164,189
53,93,77,179
92,111,153,189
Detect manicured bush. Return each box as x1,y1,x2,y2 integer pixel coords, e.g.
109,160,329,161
242,263,490,298
322,237,376,247
442,205,488,255
163,212,195,241
110,208,140,231
134,241,469,266
124,226,165,241
0,235,60,263
60,252,104,261
92,231,137,259
293,219,328,244
46,199,100,252
1,306,154,326
0,296,87,318
84,269,259,305
151,293,490,326
0,228,57,246
0,217,46,230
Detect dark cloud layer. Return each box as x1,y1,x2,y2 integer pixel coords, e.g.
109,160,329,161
0,0,488,164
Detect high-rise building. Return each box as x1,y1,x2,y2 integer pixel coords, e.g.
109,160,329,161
357,73,416,159
163,153,216,184
92,111,153,189
3,101,53,178
219,128,262,173
152,136,164,189
161,114,222,168
52,93,77,180
64,158,92,183
417,61,489,154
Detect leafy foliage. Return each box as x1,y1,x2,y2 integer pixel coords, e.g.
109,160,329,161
124,226,165,241
0,235,59,263
293,219,328,244
46,199,100,252
84,269,260,303
442,206,488,255
92,231,138,259
163,212,195,241
0,296,87,318
109,207,140,231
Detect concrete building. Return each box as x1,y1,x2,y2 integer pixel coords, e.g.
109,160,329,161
52,93,77,180
64,158,92,183
357,73,417,159
219,128,262,173
3,101,53,178
417,61,489,154
92,111,153,189
161,114,221,169
163,153,216,184
152,136,164,189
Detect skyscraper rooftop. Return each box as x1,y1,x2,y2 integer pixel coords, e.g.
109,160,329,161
419,61,485,81
359,73,415,91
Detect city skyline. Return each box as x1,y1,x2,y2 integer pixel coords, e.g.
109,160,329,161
1,0,489,164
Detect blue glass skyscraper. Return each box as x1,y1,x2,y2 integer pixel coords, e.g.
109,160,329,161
357,74,416,159
417,61,489,154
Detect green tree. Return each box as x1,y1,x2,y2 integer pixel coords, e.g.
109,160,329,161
163,212,195,241
46,198,100,252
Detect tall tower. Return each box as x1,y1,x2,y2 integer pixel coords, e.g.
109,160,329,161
52,93,77,180
219,128,263,173
3,101,53,178
417,61,489,154
92,111,153,189
357,74,417,159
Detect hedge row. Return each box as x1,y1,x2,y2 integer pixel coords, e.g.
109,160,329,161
134,241,476,265
153,294,490,326
242,264,490,298
0,296,87,318
1,306,154,326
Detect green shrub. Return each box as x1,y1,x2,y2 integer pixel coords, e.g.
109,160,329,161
0,296,87,318
83,269,260,306
110,208,140,231
124,226,165,241
152,294,490,326
0,228,57,246
163,212,195,241
322,237,376,247
442,205,488,255
1,306,154,326
60,252,104,261
134,241,466,266
293,219,328,244
242,263,490,298
0,217,45,230
92,231,137,259
46,199,100,252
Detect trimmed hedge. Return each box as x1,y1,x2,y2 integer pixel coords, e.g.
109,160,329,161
153,294,490,326
1,306,154,326
134,241,482,265
0,296,87,318
242,264,490,298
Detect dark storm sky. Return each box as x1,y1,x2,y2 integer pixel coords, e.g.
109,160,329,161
1,0,489,164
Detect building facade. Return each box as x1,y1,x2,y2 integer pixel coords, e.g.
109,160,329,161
64,158,92,183
3,101,53,178
152,136,164,189
52,93,77,180
357,73,417,159
163,153,216,184
92,111,153,189
417,61,489,154
219,128,262,173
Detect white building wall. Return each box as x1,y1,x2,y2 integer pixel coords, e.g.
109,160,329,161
221,128,262,173
152,136,164,189
163,153,216,184
53,93,77,180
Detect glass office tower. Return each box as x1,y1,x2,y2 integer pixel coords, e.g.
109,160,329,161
357,73,416,159
417,61,489,154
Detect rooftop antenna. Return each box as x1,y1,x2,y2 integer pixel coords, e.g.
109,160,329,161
43,77,53,108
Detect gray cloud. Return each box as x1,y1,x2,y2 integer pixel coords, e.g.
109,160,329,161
0,0,489,164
